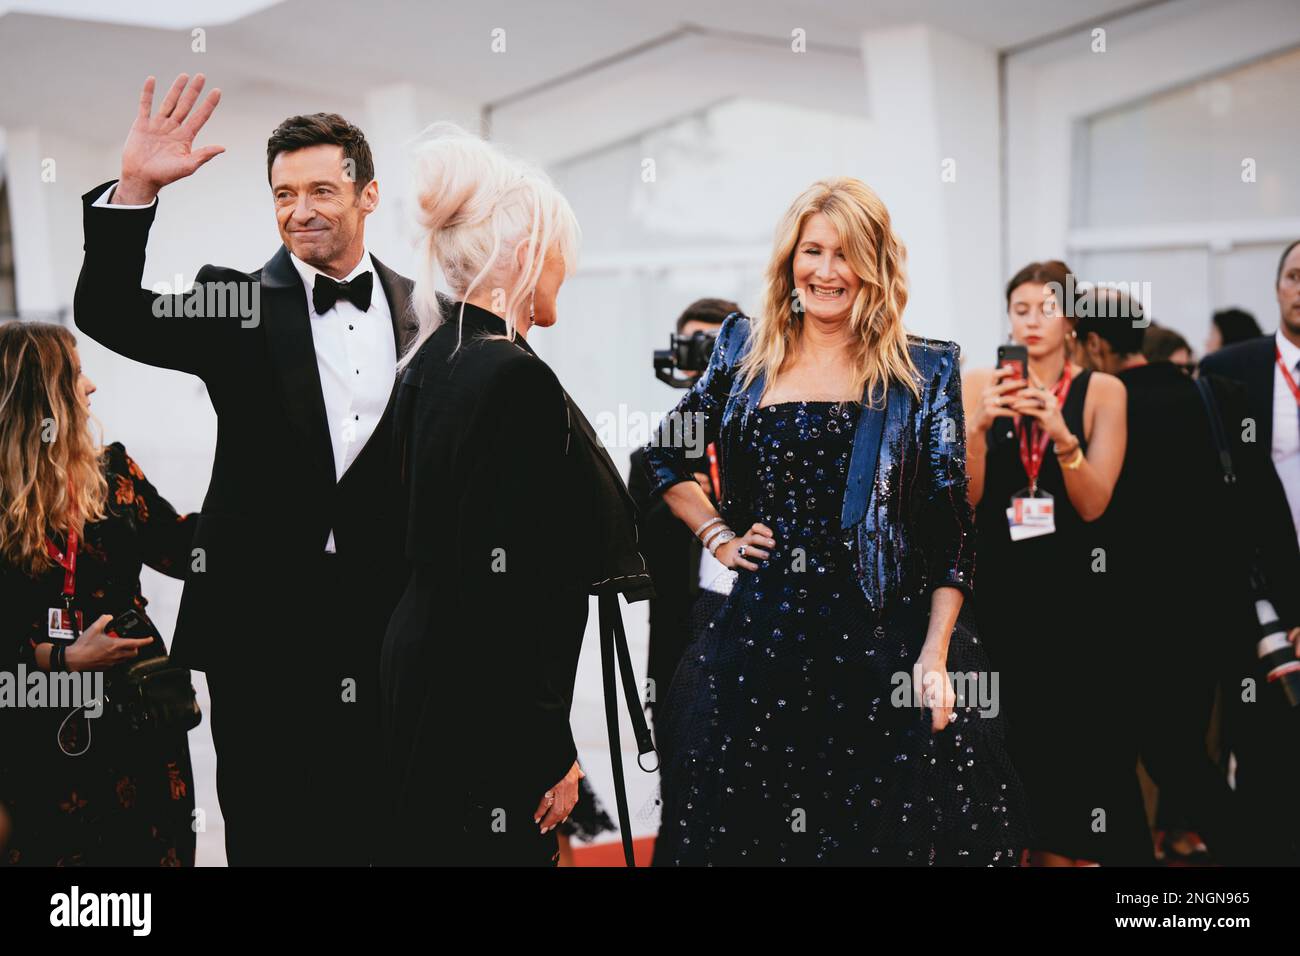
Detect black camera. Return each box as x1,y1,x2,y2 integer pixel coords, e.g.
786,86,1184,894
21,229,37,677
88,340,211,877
654,330,718,389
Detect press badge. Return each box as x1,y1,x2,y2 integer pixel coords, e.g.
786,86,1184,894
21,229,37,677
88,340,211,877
1006,488,1055,541
47,607,82,644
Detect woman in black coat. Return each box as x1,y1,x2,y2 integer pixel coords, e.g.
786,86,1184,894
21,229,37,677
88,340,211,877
379,124,652,866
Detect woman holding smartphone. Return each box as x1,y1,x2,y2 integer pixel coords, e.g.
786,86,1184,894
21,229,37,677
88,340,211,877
962,261,1147,866
0,322,197,866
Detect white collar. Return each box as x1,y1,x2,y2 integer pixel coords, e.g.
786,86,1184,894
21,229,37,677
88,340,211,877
289,247,374,312
1276,328,1300,370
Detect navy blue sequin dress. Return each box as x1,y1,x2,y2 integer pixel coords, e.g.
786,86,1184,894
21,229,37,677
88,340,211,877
654,400,1025,866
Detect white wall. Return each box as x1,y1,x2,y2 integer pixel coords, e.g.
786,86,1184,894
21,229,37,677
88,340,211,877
1005,0,1300,348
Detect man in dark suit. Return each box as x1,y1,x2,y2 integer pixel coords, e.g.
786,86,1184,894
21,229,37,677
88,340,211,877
74,73,440,865
1198,238,1300,863
628,299,735,727
1201,239,1300,546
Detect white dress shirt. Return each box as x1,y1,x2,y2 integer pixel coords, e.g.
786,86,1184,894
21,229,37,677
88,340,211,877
288,250,396,551
1273,329,1300,544
698,544,733,594
94,182,398,553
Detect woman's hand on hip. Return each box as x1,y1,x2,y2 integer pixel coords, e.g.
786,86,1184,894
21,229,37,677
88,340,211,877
535,760,584,835
716,522,775,571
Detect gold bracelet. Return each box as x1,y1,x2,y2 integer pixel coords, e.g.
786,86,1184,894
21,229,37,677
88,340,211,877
1060,446,1085,470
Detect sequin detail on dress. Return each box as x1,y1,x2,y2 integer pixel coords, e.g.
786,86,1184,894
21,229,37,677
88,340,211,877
654,401,1027,865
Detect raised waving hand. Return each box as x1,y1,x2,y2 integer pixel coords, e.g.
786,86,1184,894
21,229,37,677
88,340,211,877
113,73,224,205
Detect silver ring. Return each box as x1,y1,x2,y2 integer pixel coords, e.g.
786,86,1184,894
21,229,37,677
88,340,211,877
737,544,747,557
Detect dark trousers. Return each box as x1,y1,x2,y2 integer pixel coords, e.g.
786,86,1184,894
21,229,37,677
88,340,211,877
1137,659,1250,864
207,553,384,865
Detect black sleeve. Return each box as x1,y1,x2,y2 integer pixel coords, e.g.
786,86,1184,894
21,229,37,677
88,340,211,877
112,444,197,581
73,181,246,378
627,448,651,519
459,352,582,793
1216,376,1300,623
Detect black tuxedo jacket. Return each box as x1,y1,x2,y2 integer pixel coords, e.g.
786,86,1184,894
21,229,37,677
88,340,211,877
1200,334,1278,452
73,181,444,671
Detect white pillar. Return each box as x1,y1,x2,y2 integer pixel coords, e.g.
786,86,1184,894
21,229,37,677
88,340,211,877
860,25,1002,366
362,82,481,280
3,127,61,318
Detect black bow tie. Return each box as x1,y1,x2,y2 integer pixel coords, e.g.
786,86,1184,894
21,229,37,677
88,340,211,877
312,271,373,314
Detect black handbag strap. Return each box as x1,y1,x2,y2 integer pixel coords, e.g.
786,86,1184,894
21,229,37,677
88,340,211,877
1193,375,1237,486
597,590,658,867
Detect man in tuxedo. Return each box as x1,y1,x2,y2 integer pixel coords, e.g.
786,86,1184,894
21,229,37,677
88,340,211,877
1198,238,1300,863
1201,239,1300,545
628,299,735,727
74,73,441,865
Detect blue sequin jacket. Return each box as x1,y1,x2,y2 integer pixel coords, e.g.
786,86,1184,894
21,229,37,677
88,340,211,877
641,313,975,614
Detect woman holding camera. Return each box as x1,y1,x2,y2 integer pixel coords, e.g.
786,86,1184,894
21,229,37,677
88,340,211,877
644,178,1029,866
0,322,197,866
963,261,1148,866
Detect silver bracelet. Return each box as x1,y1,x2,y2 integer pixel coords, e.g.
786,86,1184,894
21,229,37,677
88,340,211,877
693,516,723,539
701,524,731,550
707,529,737,556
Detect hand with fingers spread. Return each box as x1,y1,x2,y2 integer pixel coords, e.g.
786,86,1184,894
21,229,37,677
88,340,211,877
715,521,775,571
114,73,225,206
534,760,584,835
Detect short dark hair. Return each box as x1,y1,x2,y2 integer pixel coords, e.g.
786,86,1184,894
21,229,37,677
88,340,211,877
1277,239,1300,287
1005,260,1073,310
266,113,374,192
1142,324,1191,363
1212,308,1261,346
1074,286,1146,356
675,298,740,334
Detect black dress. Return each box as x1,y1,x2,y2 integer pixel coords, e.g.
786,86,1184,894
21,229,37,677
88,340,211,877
0,443,197,867
654,400,1027,865
973,370,1152,864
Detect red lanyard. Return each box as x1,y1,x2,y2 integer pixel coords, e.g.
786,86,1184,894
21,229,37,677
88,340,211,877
706,441,721,501
45,528,78,604
1017,362,1074,494
45,481,80,605
1278,346,1300,405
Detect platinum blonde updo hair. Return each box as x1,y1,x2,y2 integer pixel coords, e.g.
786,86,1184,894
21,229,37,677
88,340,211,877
400,122,580,369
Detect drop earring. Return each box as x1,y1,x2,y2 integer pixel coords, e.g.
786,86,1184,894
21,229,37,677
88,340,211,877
529,291,536,324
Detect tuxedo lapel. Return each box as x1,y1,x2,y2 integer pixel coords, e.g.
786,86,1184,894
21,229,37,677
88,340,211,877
1251,336,1275,452
260,245,337,490
371,254,419,356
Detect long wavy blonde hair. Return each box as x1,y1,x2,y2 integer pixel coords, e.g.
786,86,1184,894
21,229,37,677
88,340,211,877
738,177,920,406
0,322,107,575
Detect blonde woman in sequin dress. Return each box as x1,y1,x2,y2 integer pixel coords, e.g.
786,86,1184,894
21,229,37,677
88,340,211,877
641,179,1030,865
